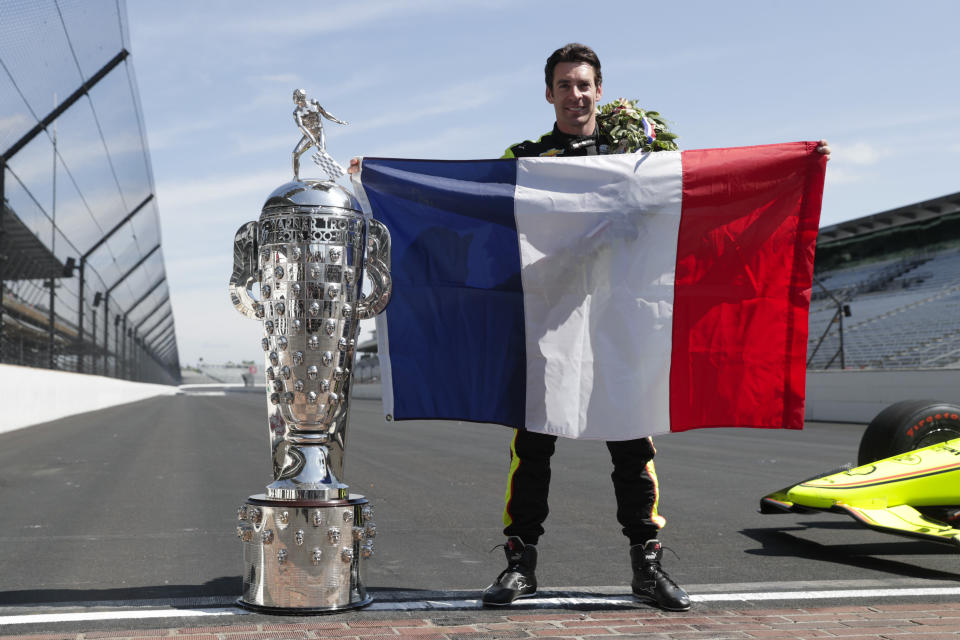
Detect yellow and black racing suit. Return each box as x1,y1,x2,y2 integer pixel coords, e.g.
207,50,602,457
500,123,665,547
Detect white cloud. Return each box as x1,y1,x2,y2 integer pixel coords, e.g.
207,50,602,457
368,126,491,158
0,112,31,137
257,73,301,86
132,0,504,41
218,0,499,37
156,169,289,211
824,167,864,185
169,285,262,365
837,142,893,166
228,132,291,158
145,114,227,151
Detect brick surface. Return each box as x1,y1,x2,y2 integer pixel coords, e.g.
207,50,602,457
822,628,917,636
418,626,477,634
348,619,430,628
912,617,960,626
261,622,348,630
446,632,530,640
312,627,396,638
612,624,694,634
782,613,868,622
506,613,589,622
14,600,960,640
221,632,309,640
557,620,620,628
838,618,920,628
872,601,960,611
82,637,173,640
81,635,172,640
770,621,846,630
691,623,774,632
394,628,457,636
658,631,750,639
530,628,615,636
798,606,874,614
731,609,810,616
582,611,666,620
482,622,556,631
83,631,173,639
742,631,819,639
177,626,260,635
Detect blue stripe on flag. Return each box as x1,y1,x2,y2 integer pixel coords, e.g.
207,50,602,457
360,159,527,428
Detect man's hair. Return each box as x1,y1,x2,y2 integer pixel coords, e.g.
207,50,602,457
544,43,602,89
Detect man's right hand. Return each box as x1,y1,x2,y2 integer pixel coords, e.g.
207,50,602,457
348,157,360,175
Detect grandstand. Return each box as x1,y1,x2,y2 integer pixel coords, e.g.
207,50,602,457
0,1,180,384
808,190,960,370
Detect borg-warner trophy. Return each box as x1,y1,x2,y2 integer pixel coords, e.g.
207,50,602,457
228,89,391,613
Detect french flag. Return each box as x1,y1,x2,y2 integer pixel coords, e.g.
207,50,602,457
640,115,656,143
353,142,825,440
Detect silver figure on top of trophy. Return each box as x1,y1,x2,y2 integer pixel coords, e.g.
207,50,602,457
292,88,347,180
229,90,391,613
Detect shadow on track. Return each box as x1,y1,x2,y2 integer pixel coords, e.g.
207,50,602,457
740,524,960,582
0,576,240,606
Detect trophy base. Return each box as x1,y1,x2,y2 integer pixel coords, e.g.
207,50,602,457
237,494,375,613
235,595,373,615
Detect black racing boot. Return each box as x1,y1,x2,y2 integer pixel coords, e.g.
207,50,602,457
630,539,690,611
482,536,538,606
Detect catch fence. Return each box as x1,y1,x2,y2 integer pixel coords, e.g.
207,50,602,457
0,0,179,384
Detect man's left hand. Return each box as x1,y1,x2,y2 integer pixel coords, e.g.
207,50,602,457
816,139,831,159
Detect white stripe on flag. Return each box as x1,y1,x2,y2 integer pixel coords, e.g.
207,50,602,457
353,162,396,420
515,152,683,440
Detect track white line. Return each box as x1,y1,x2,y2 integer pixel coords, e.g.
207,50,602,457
0,607,248,626
369,587,960,611
5,586,960,625
692,586,960,602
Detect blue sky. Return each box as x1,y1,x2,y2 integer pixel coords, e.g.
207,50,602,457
125,0,960,366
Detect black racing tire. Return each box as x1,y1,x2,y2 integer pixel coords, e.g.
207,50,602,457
857,400,960,466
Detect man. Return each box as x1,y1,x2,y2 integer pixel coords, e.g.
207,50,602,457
348,43,829,611
482,43,830,611
483,43,689,612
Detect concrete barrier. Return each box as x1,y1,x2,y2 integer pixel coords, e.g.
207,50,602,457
5,364,959,433
351,374,960,425
0,364,180,435
805,369,960,423
351,383,383,400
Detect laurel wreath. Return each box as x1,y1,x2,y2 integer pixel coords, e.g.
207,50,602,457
597,98,679,153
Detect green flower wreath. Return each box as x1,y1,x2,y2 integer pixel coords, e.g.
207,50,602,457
597,98,679,153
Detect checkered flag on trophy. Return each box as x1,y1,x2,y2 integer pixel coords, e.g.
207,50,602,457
312,149,346,180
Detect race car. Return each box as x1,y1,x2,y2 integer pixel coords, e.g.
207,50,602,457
760,400,960,547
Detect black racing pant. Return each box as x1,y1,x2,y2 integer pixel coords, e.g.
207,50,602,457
502,429,664,547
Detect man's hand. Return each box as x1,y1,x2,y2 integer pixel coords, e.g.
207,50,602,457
816,139,831,159
348,157,361,175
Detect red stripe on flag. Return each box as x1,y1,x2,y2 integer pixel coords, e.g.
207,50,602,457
669,142,826,431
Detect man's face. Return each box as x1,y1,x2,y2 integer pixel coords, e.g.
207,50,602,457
546,62,603,136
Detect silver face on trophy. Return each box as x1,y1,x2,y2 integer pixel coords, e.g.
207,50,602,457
228,91,391,613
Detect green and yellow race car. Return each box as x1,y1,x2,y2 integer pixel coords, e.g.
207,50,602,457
761,400,960,547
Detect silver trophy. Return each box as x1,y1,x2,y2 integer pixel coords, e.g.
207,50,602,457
228,90,391,613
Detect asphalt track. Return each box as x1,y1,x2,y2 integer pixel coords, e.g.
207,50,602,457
3,389,960,633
